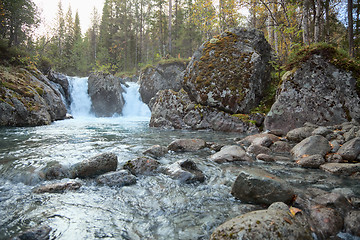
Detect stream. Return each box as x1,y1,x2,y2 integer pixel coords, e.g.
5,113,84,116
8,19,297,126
0,77,359,239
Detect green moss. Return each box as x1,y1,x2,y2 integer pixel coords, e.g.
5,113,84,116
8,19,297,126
232,113,256,125
35,86,44,96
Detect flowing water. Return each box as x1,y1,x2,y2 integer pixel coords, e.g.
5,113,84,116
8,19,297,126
0,77,360,239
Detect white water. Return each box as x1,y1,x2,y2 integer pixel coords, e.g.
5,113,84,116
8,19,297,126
68,77,92,117
122,82,151,118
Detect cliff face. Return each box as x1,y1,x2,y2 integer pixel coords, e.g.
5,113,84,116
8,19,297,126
0,66,67,126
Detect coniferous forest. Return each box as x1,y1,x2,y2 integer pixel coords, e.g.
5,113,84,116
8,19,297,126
0,0,359,76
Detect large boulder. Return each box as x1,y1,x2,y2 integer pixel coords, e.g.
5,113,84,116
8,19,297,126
0,68,67,126
210,202,313,240
139,60,188,104
265,53,360,133
291,135,331,160
183,28,272,114
47,70,70,106
149,89,260,133
231,168,295,205
88,72,125,117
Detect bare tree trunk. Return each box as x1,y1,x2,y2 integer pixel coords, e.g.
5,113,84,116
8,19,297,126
324,0,330,42
273,3,279,54
314,0,322,42
348,0,354,56
303,0,310,45
168,0,172,55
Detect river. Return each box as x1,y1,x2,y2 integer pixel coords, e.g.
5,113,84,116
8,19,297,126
0,77,359,239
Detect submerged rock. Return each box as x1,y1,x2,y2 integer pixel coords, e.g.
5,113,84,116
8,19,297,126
165,159,205,183
143,145,168,159
209,145,252,163
319,163,360,176
265,54,360,133
210,202,313,240
123,156,161,176
139,60,187,104
71,153,118,178
168,138,206,152
11,225,52,240
33,181,81,193
231,168,295,205
183,27,272,114
88,72,125,117
96,170,136,187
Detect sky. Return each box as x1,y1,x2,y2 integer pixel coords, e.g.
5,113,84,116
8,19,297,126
33,0,105,36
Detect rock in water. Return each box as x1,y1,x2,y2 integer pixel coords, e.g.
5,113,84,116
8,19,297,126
165,159,205,183
139,60,187,104
183,27,272,114
209,145,252,163
33,181,81,193
231,168,295,205
96,170,136,187
265,54,360,133
210,202,313,240
168,138,206,152
88,72,125,117
71,153,118,178
11,225,52,240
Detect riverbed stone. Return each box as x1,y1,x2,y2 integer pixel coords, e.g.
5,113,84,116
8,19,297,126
256,153,275,162
168,138,206,152
286,126,315,142
33,181,81,193
96,170,136,187
238,133,279,147
246,144,271,156
313,192,352,217
270,141,292,153
209,145,252,163
291,135,331,159
71,153,118,178
320,163,360,176
296,154,325,168
337,137,360,162
344,210,360,236
41,162,70,180
210,202,313,240
143,145,168,159
231,168,295,205
123,156,161,176
165,159,205,183
11,225,52,240
312,126,334,137
308,205,343,240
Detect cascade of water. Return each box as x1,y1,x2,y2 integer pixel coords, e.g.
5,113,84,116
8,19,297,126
68,77,92,117
122,82,151,118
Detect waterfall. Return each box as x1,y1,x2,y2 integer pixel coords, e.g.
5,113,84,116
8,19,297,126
68,77,92,117
122,82,151,118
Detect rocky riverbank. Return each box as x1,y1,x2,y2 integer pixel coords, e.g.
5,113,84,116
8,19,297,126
24,120,360,239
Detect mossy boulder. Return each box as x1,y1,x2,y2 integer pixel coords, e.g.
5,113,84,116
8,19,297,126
183,27,272,114
139,60,188,104
265,52,360,133
0,67,67,126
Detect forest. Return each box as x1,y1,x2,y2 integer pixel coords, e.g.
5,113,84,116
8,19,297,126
0,0,359,77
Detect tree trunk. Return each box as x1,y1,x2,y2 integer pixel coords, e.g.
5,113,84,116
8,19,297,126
314,0,322,42
302,0,310,45
168,0,172,55
324,0,330,42
348,0,354,57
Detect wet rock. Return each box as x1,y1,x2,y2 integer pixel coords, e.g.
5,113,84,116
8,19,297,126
207,142,224,151
96,170,136,187
291,135,331,160
320,163,360,176
337,137,360,162
344,210,360,236
88,72,125,117
238,133,279,147
139,61,187,104
265,53,360,133
184,27,272,114
168,138,206,152
71,153,118,178
165,159,205,183
149,89,260,132
123,156,160,176
47,70,70,105
309,205,343,240
231,168,295,205
41,163,70,180
325,153,344,163
209,145,252,163
256,153,275,162
270,141,292,153
11,225,52,240
286,126,315,142
33,181,81,193
331,188,355,199
143,145,168,159
246,144,271,156
210,202,313,240
313,192,352,217
296,154,325,168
